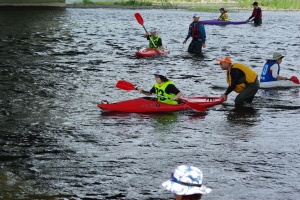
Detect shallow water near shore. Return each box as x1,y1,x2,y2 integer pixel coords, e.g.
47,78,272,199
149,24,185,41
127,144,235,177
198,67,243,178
0,8,300,200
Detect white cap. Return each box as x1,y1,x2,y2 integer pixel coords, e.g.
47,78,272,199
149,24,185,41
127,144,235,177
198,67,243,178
150,28,157,33
193,14,200,18
153,70,167,77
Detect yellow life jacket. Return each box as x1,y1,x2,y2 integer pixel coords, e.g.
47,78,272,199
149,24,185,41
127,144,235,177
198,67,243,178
226,63,258,93
154,80,178,104
218,13,229,21
149,35,161,49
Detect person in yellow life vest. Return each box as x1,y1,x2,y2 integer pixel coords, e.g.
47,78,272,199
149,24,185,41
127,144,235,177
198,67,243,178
217,56,259,108
138,70,182,105
144,28,163,52
218,8,229,21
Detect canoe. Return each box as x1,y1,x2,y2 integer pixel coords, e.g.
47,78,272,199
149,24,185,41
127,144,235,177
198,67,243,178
98,96,224,113
201,20,248,25
211,80,300,89
135,47,170,58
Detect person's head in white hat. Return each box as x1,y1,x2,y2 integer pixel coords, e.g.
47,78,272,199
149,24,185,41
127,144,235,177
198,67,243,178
153,70,168,83
193,14,200,22
162,165,212,200
269,52,284,64
150,28,157,37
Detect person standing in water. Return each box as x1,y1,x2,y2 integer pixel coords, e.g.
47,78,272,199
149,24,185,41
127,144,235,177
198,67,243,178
248,2,262,25
183,14,206,54
217,56,259,107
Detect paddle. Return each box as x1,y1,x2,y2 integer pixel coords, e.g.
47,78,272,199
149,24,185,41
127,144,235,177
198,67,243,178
289,76,300,84
116,80,206,112
134,12,158,49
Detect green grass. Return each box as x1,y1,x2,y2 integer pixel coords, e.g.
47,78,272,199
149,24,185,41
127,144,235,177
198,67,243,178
236,0,300,10
115,0,153,6
80,0,300,10
83,0,94,4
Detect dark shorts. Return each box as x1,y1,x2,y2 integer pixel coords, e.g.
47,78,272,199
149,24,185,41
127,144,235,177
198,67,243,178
235,78,260,107
188,40,203,54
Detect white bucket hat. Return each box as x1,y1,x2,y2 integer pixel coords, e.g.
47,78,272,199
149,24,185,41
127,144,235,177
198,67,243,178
270,52,284,60
150,28,157,33
193,13,200,18
162,165,212,195
153,70,167,77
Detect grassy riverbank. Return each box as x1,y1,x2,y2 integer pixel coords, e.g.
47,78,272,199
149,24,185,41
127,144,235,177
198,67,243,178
78,0,300,10
236,0,300,10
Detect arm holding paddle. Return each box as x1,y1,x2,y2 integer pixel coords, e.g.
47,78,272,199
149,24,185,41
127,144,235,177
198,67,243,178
138,87,153,96
138,87,183,101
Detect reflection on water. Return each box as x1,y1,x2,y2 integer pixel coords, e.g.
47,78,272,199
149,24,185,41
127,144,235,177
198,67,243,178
0,8,300,200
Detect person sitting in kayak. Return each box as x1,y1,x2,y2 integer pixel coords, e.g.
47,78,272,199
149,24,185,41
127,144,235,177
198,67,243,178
144,28,162,52
260,52,288,82
218,8,229,21
138,70,182,105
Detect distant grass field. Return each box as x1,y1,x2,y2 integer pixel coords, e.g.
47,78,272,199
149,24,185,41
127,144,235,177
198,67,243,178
236,0,300,10
80,0,300,10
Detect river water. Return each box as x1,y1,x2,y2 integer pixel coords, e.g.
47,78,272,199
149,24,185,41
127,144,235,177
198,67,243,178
0,8,300,200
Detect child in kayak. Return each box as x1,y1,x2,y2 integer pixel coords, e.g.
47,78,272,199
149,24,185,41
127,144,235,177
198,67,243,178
144,28,163,52
218,8,229,21
260,52,288,82
138,70,182,105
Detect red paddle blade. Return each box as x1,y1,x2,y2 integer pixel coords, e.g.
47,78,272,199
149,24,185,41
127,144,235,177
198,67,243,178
134,13,144,26
182,100,206,113
116,80,136,91
290,76,300,84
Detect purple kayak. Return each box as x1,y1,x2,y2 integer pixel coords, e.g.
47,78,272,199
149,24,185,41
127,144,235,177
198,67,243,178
201,20,248,25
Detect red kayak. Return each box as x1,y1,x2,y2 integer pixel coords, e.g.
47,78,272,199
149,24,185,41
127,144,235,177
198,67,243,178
98,96,224,113
135,47,170,58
